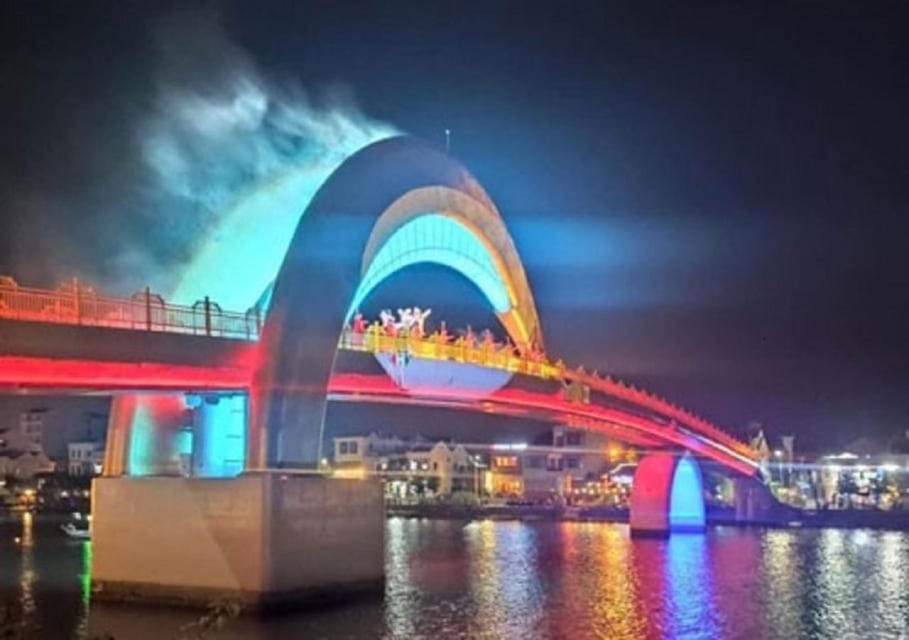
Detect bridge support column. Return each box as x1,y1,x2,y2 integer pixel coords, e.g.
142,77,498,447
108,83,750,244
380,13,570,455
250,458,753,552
629,453,706,537
248,386,326,470
104,394,189,477
733,475,792,525
91,473,385,610
187,394,247,478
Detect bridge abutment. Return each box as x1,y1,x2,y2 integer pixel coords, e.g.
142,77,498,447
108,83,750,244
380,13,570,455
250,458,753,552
629,453,706,537
733,475,798,525
90,473,385,610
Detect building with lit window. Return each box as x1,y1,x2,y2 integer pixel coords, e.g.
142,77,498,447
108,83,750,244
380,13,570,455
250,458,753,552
331,433,484,500
67,441,105,476
332,427,635,503
0,409,55,478
487,427,628,501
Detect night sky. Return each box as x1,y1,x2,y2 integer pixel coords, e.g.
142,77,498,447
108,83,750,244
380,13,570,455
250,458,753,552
1,2,908,450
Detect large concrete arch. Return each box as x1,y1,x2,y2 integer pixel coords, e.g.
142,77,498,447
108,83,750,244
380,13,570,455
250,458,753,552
356,186,543,349
249,136,544,469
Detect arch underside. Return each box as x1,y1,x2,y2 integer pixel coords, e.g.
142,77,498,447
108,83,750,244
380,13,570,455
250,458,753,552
350,213,511,316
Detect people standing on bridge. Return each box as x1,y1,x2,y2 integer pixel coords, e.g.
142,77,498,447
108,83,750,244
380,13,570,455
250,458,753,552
351,312,367,346
352,312,366,334
412,307,431,337
366,321,382,351
481,329,495,354
380,309,396,336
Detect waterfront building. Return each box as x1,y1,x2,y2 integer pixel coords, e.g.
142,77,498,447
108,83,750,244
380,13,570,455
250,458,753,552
403,441,477,495
813,451,909,510
332,428,636,503
331,433,482,500
0,409,55,478
67,441,105,476
488,427,622,501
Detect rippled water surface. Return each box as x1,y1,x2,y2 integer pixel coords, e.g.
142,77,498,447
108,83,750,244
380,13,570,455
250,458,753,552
1,515,906,639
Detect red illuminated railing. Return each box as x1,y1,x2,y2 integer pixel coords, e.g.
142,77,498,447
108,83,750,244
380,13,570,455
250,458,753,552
0,277,260,340
0,275,752,460
339,326,756,461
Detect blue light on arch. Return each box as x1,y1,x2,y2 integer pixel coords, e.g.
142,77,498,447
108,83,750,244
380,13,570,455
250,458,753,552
189,213,515,476
253,213,514,322
669,456,706,532
349,213,512,316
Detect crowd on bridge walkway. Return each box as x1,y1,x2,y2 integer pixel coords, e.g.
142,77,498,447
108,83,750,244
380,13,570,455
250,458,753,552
346,308,549,363
341,308,754,460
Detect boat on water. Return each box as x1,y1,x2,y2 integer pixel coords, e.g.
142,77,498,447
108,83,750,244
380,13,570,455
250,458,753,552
60,512,91,539
60,522,90,539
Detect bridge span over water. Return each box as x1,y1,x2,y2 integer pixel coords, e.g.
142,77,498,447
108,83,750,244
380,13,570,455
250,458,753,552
0,136,769,607
0,284,756,476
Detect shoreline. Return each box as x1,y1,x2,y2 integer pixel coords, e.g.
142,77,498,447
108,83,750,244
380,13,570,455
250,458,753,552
386,503,909,531
4,505,908,532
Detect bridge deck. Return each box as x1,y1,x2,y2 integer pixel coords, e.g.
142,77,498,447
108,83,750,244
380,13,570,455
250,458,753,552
0,279,757,473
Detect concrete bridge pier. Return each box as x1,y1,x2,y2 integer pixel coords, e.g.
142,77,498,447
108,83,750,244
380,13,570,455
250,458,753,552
90,473,385,610
629,453,706,537
96,392,386,610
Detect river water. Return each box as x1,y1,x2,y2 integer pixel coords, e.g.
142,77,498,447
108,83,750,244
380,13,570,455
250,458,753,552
1,514,906,639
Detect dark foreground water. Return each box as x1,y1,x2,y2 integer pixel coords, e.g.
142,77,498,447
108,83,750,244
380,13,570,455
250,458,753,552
1,514,907,639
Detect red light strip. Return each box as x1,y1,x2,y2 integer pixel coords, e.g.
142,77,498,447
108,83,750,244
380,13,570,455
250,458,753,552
326,373,758,476
0,356,250,391
0,357,756,475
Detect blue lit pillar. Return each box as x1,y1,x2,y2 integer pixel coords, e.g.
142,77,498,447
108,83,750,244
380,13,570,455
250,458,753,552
630,453,706,537
186,393,247,478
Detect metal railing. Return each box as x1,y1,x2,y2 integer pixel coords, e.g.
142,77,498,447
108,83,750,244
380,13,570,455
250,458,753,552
338,326,755,460
0,277,260,340
0,275,751,458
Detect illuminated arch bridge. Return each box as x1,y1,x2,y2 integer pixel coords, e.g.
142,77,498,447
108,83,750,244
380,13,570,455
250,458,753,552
0,136,760,534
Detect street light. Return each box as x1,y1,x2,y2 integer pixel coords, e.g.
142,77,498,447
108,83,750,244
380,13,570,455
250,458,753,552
773,449,784,485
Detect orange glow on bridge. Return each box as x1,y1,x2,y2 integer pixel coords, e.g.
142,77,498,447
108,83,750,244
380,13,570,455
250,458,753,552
0,276,758,473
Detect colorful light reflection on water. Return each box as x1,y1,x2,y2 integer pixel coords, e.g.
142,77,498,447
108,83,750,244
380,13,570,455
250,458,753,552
1,517,907,639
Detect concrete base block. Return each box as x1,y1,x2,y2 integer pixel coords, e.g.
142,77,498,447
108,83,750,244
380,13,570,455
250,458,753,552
90,473,385,611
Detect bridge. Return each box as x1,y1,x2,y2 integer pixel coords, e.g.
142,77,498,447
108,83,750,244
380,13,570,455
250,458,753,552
0,136,766,609
0,278,756,476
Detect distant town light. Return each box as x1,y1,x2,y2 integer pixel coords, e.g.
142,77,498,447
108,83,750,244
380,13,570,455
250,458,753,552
492,443,527,451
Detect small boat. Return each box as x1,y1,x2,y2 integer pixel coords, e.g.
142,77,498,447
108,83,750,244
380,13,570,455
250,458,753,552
60,522,91,539
61,512,91,539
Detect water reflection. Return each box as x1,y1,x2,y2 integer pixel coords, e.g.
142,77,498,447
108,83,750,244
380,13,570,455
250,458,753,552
383,517,416,638
464,520,545,638
0,517,907,639
664,534,720,640
17,512,37,635
74,541,92,638
762,529,806,637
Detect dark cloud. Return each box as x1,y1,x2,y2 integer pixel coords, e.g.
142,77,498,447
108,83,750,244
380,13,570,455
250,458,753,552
0,4,394,294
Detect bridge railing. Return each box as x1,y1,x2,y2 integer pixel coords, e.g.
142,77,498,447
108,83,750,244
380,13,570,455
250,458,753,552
0,274,751,458
339,325,755,460
0,277,260,340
